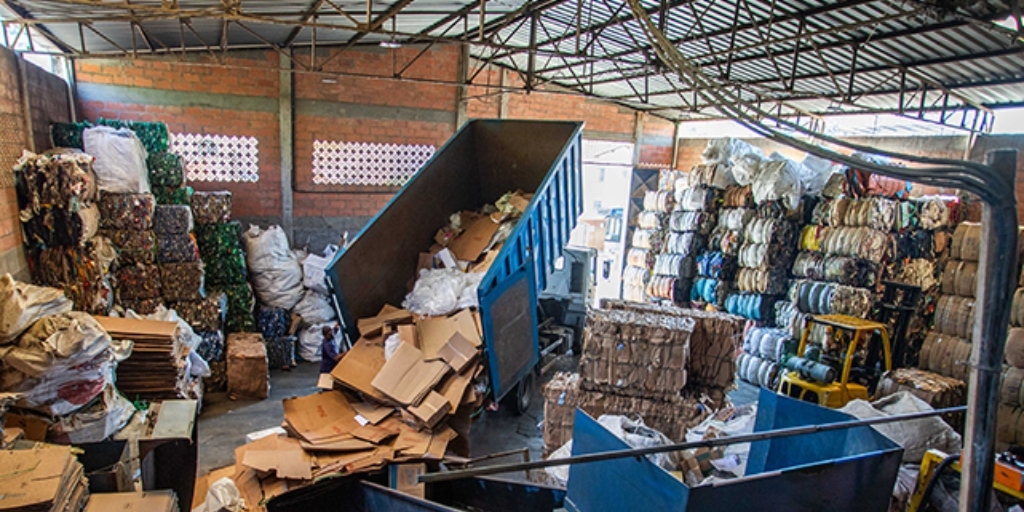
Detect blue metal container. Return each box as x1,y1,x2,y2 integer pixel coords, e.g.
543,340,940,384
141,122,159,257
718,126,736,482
565,389,903,512
324,120,584,401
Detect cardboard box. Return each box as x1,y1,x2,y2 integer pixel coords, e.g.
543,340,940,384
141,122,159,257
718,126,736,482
407,391,452,429
416,310,481,359
357,305,413,338
448,214,501,261
76,440,133,493
331,337,389,402
282,391,361,444
389,463,426,498
371,342,449,406
84,491,178,512
226,333,269,400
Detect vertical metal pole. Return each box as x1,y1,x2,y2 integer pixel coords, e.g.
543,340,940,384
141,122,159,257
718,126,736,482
18,59,35,152
455,43,469,130
671,121,681,170
526,10,537,91
498,68,509,118
632,112,644,166
962,149,1019,512
279,51,295,243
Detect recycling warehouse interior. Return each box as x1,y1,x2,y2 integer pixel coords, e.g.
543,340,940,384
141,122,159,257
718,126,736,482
2,0,1024,510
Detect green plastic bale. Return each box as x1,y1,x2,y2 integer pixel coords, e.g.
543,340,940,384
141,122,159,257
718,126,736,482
147,152,185,188
50,122,91,149
195,222,243,260
96,119,169,154
211,283,256,333
204,246,248,285
154,186,193,206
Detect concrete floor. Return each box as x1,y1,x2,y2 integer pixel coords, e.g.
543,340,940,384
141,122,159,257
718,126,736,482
197,360,761,475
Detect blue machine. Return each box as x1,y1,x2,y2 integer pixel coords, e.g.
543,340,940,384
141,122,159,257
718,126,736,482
324,120,583,402
565,389,903,512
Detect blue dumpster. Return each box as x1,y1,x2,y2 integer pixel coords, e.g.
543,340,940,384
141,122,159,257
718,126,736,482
565,389,903,512
325,120,583,401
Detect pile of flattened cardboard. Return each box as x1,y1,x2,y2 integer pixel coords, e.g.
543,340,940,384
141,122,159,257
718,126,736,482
0,442,89,512
97,315,192,400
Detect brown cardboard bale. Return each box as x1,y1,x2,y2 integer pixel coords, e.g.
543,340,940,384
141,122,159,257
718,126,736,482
875,368,966,410
542,372,580,451
227,333,269,399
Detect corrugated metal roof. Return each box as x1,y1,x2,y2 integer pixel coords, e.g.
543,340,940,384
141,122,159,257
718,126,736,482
2,0,1021,130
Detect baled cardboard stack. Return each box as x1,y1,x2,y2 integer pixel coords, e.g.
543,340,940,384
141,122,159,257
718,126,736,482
541,372,579,452
84,491,177,512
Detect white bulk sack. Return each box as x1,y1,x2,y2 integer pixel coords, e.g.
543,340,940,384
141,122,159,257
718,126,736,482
83,126,150,193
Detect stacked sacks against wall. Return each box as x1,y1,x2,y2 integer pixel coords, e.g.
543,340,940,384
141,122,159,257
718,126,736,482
14,150,115,314
623,187,673,302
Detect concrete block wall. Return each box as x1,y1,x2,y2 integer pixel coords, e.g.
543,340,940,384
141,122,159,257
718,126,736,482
0,47,72,281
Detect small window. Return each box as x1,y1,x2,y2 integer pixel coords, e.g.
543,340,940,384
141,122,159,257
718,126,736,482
312,140,435,186
170,133,259,183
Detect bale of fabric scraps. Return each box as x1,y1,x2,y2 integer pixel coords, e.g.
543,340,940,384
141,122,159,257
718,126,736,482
172,292,227,333
212,283,256,333
157,233,200,263
206,360,227,392
152,205,194,235
195,221,243,259
95,118,169,154
153,185,192,206
257,305,289,340
115,264,161,300
102,229,157,265
204,247,248,285
196,331,226,362
160,262,205,301
14,150,97,210
119,298,165,315
98,193,155,230
34,247,111,315
146,152,184,188
265,336,296,369
21,205,99,250
191,191,232,224
226,332,268,399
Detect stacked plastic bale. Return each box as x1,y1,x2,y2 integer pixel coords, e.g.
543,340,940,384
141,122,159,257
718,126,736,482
99,192,161,312
149,152,206,317
623,187,673,302
664,172,723,307
192,191,253,389
13,150,115,314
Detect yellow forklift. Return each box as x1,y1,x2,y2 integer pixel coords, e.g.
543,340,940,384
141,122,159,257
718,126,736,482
778,314,892,408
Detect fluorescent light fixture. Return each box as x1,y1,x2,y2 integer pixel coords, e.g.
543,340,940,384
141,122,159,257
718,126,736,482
379,40,401,49
322,77,338,84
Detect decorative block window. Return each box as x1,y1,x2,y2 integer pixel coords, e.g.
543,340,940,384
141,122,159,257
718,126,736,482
170,133,259,182
312,140,436,186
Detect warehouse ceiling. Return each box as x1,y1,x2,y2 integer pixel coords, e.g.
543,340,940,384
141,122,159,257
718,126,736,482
2,0,1023,132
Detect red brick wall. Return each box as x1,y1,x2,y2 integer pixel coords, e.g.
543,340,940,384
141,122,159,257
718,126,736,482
0,49,26,264
75,52,282,220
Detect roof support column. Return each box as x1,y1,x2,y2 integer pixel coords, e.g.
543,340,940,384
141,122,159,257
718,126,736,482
280,50,294,243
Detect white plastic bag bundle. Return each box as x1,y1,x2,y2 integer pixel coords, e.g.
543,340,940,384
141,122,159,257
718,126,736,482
243,225,305,310
51,384,135,444
0,274,73,345
752,153,802,209
192,477,245,512
402,268,484,317
730,151,765,186
702,138,762,166
83,126,150,193
303,245,339,295
799,153,836,196
292,289,336,327
384,332,402,361
0,312,128,416
297,322,337,362
839,391,961,463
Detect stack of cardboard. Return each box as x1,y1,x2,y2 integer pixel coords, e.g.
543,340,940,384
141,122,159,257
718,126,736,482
84,491,177,512
601,299,744,405
0,442,89,512
542,304,735,450
98,315,189,400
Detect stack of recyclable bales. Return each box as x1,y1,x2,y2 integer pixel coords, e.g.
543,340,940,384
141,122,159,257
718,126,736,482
14,150,115,314
193,191,254,390
99,192,161,313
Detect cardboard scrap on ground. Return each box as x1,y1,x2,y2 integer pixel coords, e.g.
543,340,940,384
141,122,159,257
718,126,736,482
371,342,449,406
352,400,393,425
282,391,361,444
331,337,389,402
238,435,313,480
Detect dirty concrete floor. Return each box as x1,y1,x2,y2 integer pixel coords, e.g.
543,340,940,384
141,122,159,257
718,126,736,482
197,360,761,475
